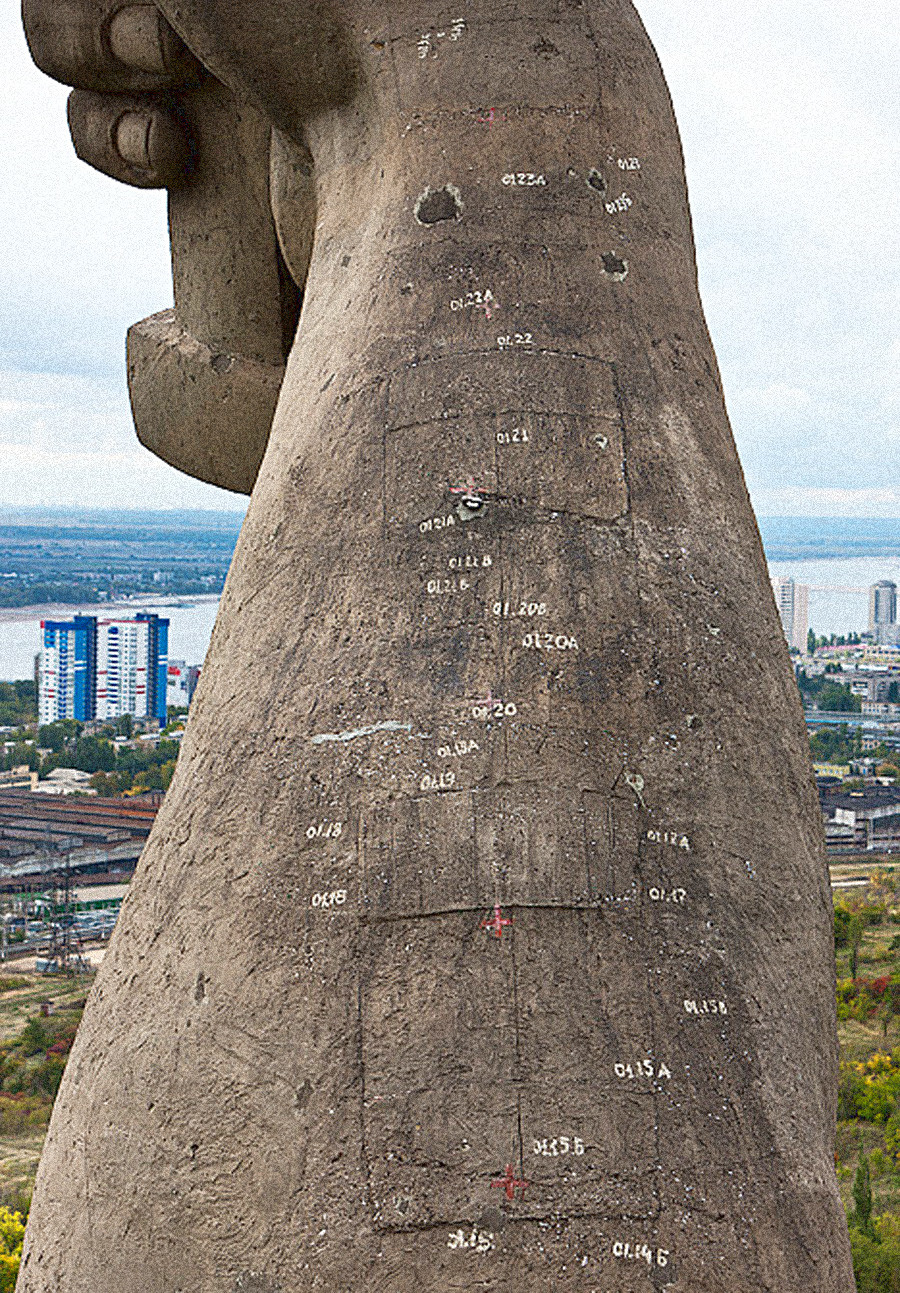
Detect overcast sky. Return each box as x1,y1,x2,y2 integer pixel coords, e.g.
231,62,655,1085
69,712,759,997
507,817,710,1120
1,1,897,516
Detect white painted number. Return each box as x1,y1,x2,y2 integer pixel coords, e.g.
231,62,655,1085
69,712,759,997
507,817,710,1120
306,821,343,840
494,601,547,618
449,289,497,314
684,999,728,1016
532,1136,585,1157
448,554,492,570
420,771,457,791
472,701,517,719
617,157,641,170
522,632,578,651
420,515,456,533
427,577,469,594
502,172,547,187
648,886,688,904
496,427,529,445
646,828,691,851
419,19,466,58
605,193,633,214
612,1241,669,1269
497,333,533,349
437,739,479,758
447,1229,494,1253
311,890,347,909
614,1060,672,1081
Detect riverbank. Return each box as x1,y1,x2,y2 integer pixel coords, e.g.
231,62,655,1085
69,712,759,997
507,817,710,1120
0,593,220,625
0,596,221,680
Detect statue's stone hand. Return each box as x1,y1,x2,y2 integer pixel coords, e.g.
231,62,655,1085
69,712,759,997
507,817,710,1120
23,1,197,187
22,0,308,495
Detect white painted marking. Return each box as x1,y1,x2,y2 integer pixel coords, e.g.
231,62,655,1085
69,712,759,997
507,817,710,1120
311,722,412,745
447,1228,494,1253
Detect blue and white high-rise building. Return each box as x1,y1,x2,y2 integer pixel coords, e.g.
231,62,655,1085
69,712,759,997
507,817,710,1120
39,616,97,725
39,613,169,725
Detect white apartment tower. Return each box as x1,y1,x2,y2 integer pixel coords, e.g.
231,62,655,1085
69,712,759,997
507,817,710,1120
770,576,810,653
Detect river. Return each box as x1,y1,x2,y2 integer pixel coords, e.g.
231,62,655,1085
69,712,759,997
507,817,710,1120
1,557,898,680
0,596,220,681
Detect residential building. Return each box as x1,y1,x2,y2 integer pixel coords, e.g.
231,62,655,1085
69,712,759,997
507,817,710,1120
38,616,97,724
166,660,201,710
770,577,809,653
870,581,899,645
39,613,169,725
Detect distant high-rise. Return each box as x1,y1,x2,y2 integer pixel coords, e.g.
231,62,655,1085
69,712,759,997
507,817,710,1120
39,613,169,726
166,659,201,709
770,576,810,652
869,581,898,644
39,616,97,724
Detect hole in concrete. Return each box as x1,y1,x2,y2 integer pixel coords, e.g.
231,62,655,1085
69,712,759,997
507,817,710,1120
587,169,607,196
455,492,485,521
601,252,629,281
414,184,463,225
532,36,560,57
210,352,233,375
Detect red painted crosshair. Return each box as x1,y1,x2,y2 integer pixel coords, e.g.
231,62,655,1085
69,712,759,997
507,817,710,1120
449,476,485,498
481,904,513,940
491,1164,529,1201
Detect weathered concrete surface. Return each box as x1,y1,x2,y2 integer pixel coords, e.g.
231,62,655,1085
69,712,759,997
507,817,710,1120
19,2,854,1290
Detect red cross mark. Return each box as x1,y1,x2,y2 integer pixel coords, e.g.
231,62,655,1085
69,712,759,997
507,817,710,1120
449,477,484,497
491,1164,529,1201
480,904,513,940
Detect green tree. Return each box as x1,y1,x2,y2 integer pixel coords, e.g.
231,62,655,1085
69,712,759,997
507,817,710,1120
115,713,134,739
818,682,862,713
0,682,37,728
37,720,81,752
853,1154,875,1238
850,915,863,980
835,906,854,947
70,736,116,774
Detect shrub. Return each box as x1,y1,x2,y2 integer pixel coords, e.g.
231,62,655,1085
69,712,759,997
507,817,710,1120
836,906,855,947
18,1019,49,1057
0,1095,50,1136
0,1206,24,1293
845,1054,900,1123
850,1219,900,1293
839,1063,868,1120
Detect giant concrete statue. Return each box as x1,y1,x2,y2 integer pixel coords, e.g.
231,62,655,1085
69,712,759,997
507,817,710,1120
19,2,855,1289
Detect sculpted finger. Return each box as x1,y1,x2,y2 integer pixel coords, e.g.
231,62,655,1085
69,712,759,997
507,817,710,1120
23,0,201,93
67,89,191,188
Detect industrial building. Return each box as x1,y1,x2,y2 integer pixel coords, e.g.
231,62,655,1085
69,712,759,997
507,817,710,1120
820,784,900,854
0,790,158,888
